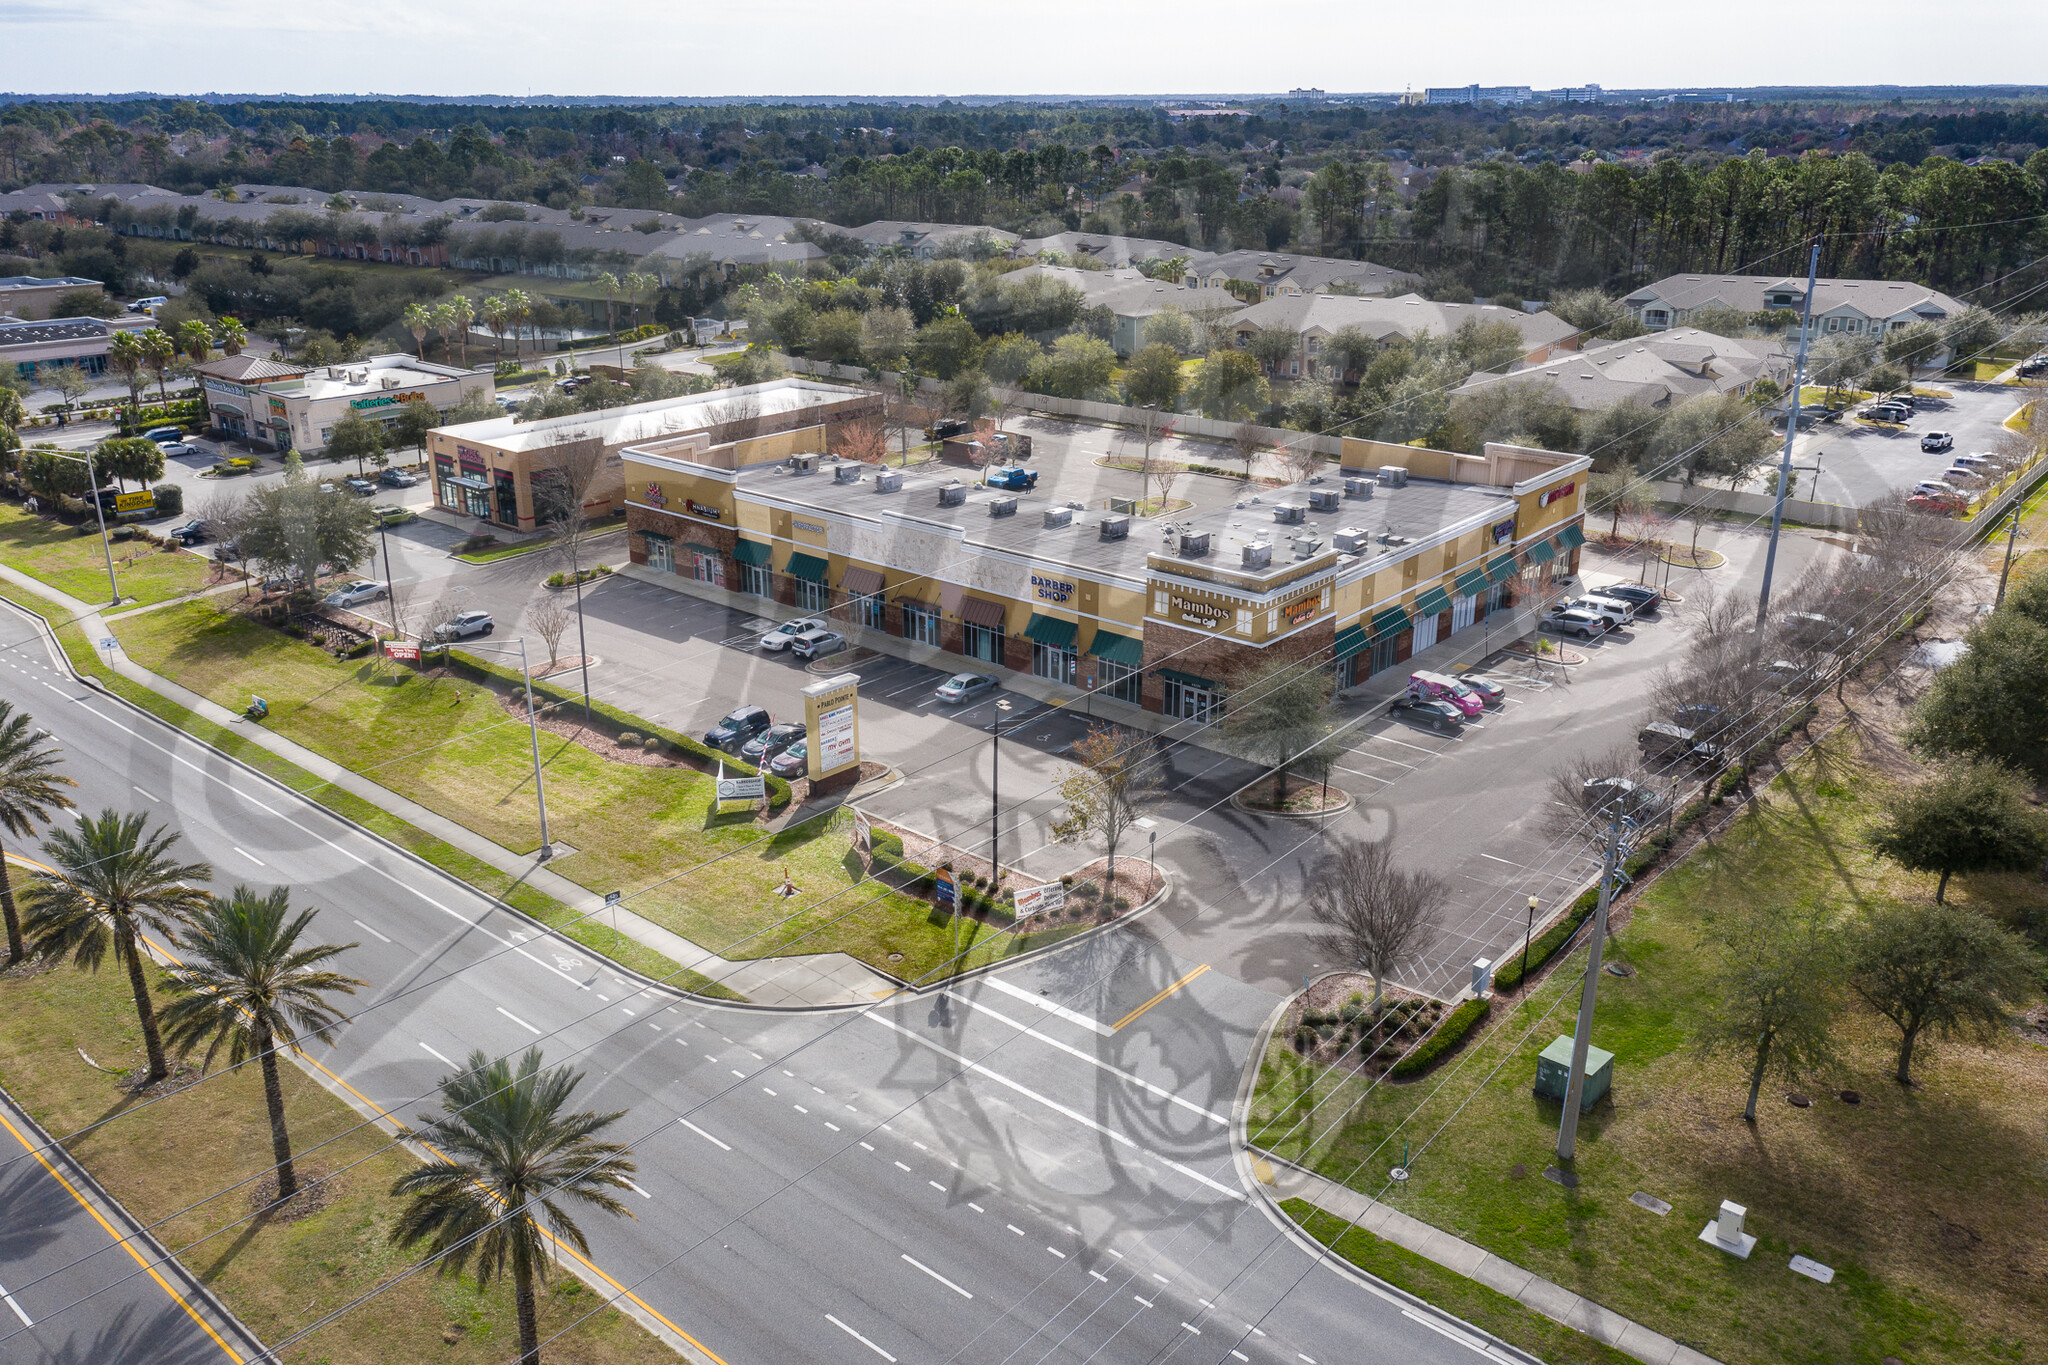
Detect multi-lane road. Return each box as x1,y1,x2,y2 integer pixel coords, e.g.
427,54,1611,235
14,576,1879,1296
0,600,1520,1365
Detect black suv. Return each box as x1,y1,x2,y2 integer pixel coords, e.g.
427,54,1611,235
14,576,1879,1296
1595,581,1662,613
702,705,771,752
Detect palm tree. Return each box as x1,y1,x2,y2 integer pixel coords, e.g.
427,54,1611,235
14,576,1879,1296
390,1049,635,1365
505,288,533,363
478,295,508,361
159,887,364,1202
625,272,657,332
24,811,213,1084
402,302,433,361
176,319,212,367
0,701,76,965
214,316,248,357
596,272,621,342
446,295,475,366
430,303,457,366
106,329,147,418
138,328,177,406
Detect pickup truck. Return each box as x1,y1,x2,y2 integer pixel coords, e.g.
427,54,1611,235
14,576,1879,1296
983,465,1038,491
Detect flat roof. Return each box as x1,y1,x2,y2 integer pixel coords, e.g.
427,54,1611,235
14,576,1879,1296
441,379,851,453
734,452,1511,590
264,355,476,401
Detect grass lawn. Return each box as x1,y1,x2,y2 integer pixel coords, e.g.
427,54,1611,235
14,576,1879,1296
1281,1201,1637,1365
0,956,672,1365
0,502,216,609
455,535,566,565
109,599,1073,981
1248,735,2047,1365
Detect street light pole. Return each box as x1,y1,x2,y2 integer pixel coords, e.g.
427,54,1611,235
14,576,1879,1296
465,636,552,860
1521,895,1538,985
377,521,399,640
48,445,122,606
1995,509,2022,608
1756,241,1822,634
1558,811,1626,1163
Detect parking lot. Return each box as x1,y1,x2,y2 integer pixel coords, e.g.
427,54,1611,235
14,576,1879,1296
1767,379,2029,508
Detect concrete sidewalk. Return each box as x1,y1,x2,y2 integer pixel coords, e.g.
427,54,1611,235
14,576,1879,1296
1254,1152,1721,1365
0,562,897,1008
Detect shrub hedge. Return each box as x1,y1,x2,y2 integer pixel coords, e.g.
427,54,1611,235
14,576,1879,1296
441,648,791,810
1389,997,1490,1077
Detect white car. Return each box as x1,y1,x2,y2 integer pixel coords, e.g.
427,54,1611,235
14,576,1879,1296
323,579,387,608
159,442,198,458
758,617,827,651
434,610,495,639
1565,594,1635,629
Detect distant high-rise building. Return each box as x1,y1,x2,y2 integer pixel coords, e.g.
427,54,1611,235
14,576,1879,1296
1423,85,1535,106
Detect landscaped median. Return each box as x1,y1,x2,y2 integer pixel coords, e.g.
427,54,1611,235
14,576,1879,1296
1248,738,2048,1365
85,594,1082,985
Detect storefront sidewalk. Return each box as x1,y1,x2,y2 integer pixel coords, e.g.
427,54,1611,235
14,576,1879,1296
0,563,898,1009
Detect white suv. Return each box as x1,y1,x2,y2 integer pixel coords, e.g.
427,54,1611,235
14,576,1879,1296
1565,594,1636,629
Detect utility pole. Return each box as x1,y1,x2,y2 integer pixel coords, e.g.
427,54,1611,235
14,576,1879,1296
1557,809,1626,1163
1756,241,1821,635
1995,509,2022,608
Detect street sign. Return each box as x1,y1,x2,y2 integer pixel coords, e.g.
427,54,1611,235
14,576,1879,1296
1013,882,1066,916
383,640,422,662
98,637,117,652
933,869,958,908
114,490,154,513
604,891,621,907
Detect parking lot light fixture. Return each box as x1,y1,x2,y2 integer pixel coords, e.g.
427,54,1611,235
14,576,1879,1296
47,446,121,606
463,636,551,861
1522,896,1538,984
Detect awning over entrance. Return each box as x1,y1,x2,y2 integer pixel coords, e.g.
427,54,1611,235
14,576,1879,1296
1557,522,1586,549
784,551,828,582
840,566,885,597
958,597,1006,630
1414,585,1454,618
682,542,716,558
1333,624,1369,661
1023,614,1077,649
1526,538,1556,565
638,530,673,543
731,539,772,565
442,474,489,491
1158,668,1217,690
1086,631,1143,667
1484,553,1518,584
1371,605,1412,638
1454,568,1489,599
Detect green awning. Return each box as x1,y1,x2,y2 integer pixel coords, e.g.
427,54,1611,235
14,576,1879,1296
1557,522,1586,549
784,551,828,582
1333,624,1369,661
638,530,673,543
1159,668,1218,691
1526,538,1556,565
1371,606,1411,638
1484,553,1518,584
1023,614,1077,649
1414,585,1454,617
732,539,772,565
1087,631,1143,666
682,542,716,557
1454,568,1489,599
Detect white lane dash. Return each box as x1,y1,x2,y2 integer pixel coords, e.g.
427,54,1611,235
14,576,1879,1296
1006,1224,1025,1236
928,1180,946,1191
984,976,1116,1036
893,1161,911,1172
232,846,266,866
418,1042,455,1068
620,1177,653,1200
352,918,392,943
1046,1247,1066,1259
944,992,1230,1126
826,1313,897,1362
494,1006,539,1035
0,1278,34,1326
1477,853,1522,866
967,1203,983,1213
1134,1296,1154,1308
1088,1270,1108,1282
1232,1353,1250,1362
824,1122,840,1132
1181,1323,1201,1335
900,1254,973,1299
676,1118,730,1152
130,785,158,802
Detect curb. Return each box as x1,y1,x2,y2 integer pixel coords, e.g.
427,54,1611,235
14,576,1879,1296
1228,785,1355,820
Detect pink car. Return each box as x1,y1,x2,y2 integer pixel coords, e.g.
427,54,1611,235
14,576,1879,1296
1407,670,1484,718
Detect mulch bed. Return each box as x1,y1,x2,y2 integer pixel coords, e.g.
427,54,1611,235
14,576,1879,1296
500,693,699,770
1281,972,1445,1074
246,1167,340,1222
1237,782,1348,814
783,760,890,804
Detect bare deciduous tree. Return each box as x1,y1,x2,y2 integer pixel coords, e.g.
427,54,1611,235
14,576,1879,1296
533,431,615,717
1231,421,1266,480
1305,839,1447,1013
1048,724,1160,893
831,416,891,465
530,597,574,671
1276,438,1327,487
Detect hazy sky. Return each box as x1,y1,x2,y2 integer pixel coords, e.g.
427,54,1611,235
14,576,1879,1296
5,0,2043,97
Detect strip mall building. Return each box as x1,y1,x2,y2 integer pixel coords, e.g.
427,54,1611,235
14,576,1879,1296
620,381,1587,719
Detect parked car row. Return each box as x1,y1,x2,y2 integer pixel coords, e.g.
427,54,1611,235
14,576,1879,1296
1386,668,1508,734
700,705,812,777
758,617,843,659
1539,579,1664,641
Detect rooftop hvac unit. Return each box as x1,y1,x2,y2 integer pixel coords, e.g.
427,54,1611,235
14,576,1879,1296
1241,540,1273,568
1099,514,1130,541
1307,489,1340,512
1042,506,1073,529
873,469,902,493
1332,527,1371,554
1272,503,1306,524
1378,529,1411,546
1343,477,1375,499
988,495,1018,518
1178,531,1211,558
1108,496,1138,515
1291,535,1323,558
937,482,966,507
830,460,861,484
1377,465,1409,488
788,452,819,475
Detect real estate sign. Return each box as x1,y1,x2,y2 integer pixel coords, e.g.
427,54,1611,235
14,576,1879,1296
1012,882,1067,916
802,672,862,783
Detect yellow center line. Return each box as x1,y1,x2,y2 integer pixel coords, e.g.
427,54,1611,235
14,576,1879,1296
0,1104,246,1363
1112,964,1210,1032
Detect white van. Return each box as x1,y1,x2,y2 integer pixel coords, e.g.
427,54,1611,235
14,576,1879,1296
128,295,168,314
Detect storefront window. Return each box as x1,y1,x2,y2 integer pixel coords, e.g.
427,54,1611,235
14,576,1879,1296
1031,642,1077,684
902,603,940,646
691,550,724,586
1451,594,1477,631
1164,678,1224,723
795,578,829,612
494,472,518,526
1097,659,1142,705
739,563,772,598
1369,636,1399,677
962,622,1003,664
851,593,884,631
645,537,674,574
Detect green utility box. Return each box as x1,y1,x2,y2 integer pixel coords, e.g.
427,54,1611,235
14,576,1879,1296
1535,1034,1613,1112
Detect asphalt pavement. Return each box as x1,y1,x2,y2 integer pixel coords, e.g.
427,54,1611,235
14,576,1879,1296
0,597,1506,1365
